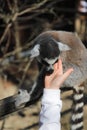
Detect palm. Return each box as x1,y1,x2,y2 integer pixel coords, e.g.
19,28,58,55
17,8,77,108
45,59,73,89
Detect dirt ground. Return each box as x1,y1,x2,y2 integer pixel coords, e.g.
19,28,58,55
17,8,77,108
0,79,87,130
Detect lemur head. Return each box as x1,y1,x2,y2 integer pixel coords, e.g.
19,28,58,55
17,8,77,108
30,34,71,74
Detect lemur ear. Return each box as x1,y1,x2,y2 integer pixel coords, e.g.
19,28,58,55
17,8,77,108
30,44,40,58
57,42,71,51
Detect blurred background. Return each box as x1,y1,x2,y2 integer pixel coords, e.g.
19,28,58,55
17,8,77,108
0,0,87,130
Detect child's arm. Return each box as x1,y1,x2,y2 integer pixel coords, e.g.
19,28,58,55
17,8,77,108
39,59,73,130
39,88,62,130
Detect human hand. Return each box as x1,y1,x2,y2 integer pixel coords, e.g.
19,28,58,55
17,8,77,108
45,59,73,89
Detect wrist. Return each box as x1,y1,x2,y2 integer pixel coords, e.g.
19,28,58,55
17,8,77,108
45,86,60,89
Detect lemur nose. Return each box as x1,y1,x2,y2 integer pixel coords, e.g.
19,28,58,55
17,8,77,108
46,66,54,74
47,69,54,74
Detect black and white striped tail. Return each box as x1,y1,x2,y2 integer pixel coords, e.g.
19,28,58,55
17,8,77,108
0,67,46,119
71,87,84,130
0,85,43,119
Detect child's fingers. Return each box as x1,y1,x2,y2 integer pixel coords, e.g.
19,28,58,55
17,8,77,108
54,62,58,71
62,68,73,81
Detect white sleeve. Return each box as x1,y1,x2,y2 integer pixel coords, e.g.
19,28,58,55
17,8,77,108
39,88,62,130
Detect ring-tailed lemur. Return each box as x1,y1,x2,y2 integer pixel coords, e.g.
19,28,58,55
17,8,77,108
0,31,86,130
0,31,70,118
